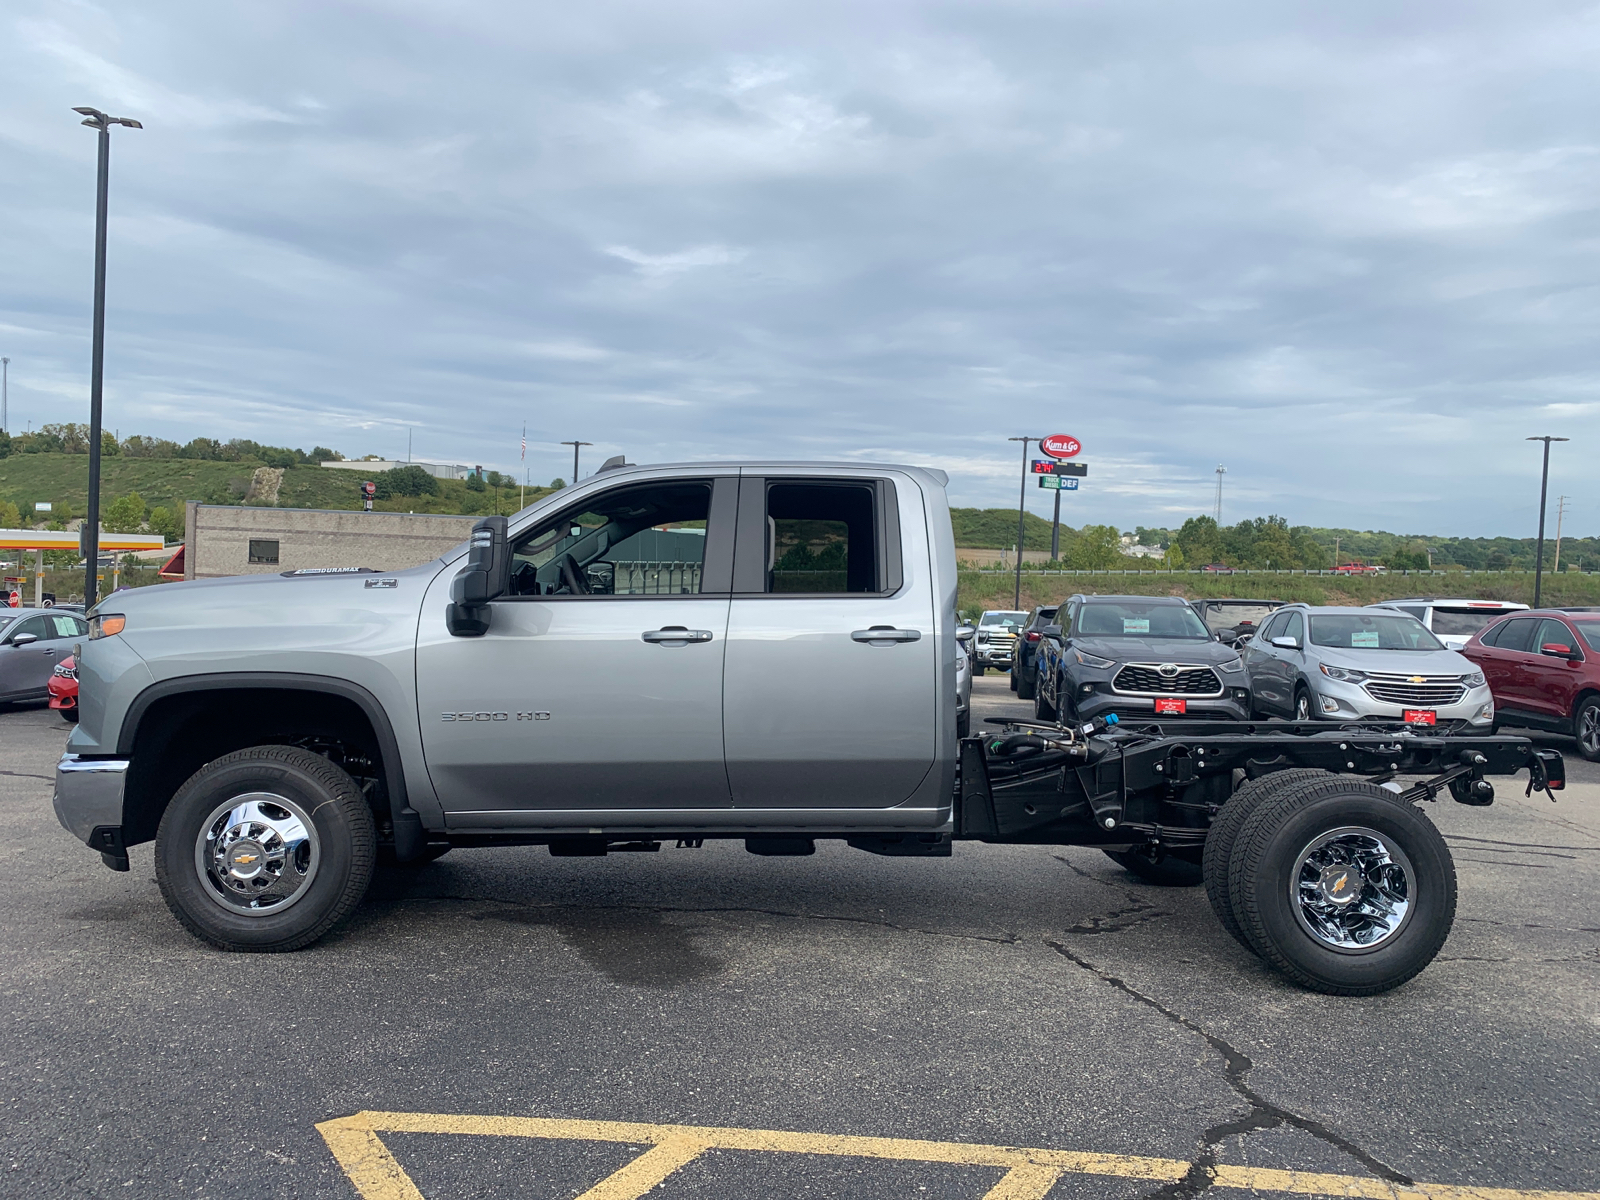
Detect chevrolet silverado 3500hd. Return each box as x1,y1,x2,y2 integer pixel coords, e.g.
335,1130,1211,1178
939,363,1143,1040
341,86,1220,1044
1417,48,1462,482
53,461,1562,994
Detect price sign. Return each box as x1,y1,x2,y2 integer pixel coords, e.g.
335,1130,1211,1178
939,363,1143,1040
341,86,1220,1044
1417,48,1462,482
1039,476,1079,491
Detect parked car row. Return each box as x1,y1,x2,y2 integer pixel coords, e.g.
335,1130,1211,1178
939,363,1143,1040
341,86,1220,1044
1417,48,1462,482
1011,593,1600,762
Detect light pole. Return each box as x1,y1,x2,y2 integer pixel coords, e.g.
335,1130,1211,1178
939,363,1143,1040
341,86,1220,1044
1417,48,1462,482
1,357,9,432
1527,436,1569,608
561,440,593,485
74,106,141,610
1008,437,1037,610
1214,464,1226,524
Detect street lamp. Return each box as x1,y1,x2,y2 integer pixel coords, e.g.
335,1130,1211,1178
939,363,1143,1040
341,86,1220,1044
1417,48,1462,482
1526,436,1569,608
1007,437,1037,609
560,440,593,484
74,106,142,610
1214,464,1226,524
2,357,9,432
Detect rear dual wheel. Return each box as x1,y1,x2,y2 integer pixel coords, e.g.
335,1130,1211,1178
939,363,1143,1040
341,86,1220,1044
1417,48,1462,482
1203,773,1456,995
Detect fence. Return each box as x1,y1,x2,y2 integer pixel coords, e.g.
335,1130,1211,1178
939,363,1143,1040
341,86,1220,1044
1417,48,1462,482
611,560,702,595
964,567,1596,577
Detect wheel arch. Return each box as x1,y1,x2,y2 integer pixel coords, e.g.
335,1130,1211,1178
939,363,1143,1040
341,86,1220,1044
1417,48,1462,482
117,673,424,859
1570,687,1600,719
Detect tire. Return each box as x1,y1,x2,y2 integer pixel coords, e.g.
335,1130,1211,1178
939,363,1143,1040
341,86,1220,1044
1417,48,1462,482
1033,675,1057,721
1202,769,1332,952
1016,665,1036,700
974,664,986,677
1574,695,1600,762
60,708,79,724
1104,848,1203,886
1009,671,1018,693
1229,778,1456,995
957,709,971,739
154,745,376,952
1293,687,1313,721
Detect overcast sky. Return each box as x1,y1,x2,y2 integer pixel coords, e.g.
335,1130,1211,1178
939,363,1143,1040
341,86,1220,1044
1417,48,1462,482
2,1,1596,535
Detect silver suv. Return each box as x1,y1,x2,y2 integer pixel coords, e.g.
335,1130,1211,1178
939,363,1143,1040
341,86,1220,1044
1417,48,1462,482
1243,604,1493,728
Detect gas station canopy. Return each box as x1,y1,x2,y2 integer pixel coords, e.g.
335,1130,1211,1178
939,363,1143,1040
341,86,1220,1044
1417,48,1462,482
0,529,167,552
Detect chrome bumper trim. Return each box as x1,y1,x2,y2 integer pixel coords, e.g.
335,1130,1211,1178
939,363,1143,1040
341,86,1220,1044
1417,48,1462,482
53,754,130,844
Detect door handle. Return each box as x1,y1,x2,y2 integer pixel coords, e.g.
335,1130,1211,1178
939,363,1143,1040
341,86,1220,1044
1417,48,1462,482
852,626,921,644
642,627,713,644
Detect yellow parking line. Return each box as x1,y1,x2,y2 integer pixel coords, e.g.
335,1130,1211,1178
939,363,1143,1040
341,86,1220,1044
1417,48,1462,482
315,1112,1599,1200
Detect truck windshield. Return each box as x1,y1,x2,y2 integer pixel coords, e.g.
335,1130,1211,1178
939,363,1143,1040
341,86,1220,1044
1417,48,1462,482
980,612,1026,627
1076,602,1209,640
1309,614,1443,651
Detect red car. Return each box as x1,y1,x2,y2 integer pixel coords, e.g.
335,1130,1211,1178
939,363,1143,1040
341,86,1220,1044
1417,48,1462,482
1461,611,1600,761
47,654,78,723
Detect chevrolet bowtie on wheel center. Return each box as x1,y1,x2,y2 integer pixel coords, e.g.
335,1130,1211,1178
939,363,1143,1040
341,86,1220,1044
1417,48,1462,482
51,460,1564,992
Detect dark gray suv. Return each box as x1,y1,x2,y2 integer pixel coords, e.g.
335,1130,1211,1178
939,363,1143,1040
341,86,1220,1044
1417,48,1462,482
1033,594,1252,722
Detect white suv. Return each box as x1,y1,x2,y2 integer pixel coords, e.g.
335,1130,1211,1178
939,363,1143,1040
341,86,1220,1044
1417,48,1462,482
1366,598,1528,650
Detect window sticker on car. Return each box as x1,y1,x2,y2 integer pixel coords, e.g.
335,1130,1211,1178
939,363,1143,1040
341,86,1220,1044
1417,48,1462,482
1123,618,1150,633
1351,631,1380,648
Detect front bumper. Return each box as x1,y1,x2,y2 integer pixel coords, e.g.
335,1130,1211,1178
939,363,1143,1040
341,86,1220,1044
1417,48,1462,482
53,754,130,845
1310,680,1495,727
1077,691,1251,722
975,645,1016,666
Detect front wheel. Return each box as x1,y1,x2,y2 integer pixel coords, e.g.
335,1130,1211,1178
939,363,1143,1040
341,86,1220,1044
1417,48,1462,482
154,745,376,952
1016,665,1036,700
1230,778,1456,995
973,664,986,677
1574,696,1600,762
1293,687,1313,721
1033,675,1057,721
956,709,971,739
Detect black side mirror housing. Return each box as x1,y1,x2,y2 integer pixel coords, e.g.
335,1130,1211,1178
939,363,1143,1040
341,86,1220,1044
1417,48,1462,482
447,516,510,637
1042,624,1063,638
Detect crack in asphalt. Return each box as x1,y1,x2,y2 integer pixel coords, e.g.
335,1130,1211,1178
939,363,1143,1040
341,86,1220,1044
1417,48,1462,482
0,769,53,781
1444,834,1600,853
1043,939,1413,1199
1051,853,1175,935
1458,916,1600,934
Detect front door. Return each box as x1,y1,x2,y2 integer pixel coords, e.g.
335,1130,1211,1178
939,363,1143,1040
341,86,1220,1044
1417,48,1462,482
1522,617,1586,723
0,612,77,700
722,474,936,809
416,476,738,822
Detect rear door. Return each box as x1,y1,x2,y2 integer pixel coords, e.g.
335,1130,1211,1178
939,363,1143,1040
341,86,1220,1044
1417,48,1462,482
1479,617,1541,715
1523,617,1585,722
722,472,936,809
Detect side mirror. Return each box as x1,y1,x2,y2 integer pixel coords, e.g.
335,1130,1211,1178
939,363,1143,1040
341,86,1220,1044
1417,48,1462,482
1541,642,1579,660
1042,624,1063,638
1271,636,1301,650
955,624,975,643
9,633,37,647
447,516,510,637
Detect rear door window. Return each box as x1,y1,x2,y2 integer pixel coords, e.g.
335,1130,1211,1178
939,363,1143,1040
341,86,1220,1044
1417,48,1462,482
735,479,901,595
1490,618,1538,653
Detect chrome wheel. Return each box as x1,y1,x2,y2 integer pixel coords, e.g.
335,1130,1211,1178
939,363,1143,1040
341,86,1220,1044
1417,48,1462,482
1294,691,1311,721
1579,705,1600,757
194,793,321,917
1290,826,1414,953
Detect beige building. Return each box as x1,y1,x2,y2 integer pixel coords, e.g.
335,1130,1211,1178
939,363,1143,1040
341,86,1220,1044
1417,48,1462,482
182,504,477,579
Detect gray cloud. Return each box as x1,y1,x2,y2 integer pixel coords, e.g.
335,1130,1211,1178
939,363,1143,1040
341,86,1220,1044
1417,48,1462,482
2,0,1596,534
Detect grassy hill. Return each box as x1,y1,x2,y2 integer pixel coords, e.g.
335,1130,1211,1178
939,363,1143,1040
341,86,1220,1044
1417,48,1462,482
0,454,557,526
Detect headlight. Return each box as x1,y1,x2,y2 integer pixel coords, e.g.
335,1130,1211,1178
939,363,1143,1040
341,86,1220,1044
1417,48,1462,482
1217,656,1246,673
1319,663,1368,683
87,614,126,640
1074,649,1116,669
1464,671,1486,688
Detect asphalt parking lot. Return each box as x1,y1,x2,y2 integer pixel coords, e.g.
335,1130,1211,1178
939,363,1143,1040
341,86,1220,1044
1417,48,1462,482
2,679,1597,1200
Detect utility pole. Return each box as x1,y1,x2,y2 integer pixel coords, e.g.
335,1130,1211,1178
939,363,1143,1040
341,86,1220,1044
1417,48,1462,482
1008,437,1037,609
1334,536,1340,570
1214,464,1226,524
73,106,142,611
1050,485,1062,562
1,357,8,432
1527,436,1569,609
1553,496,1569,574
561,440,593,486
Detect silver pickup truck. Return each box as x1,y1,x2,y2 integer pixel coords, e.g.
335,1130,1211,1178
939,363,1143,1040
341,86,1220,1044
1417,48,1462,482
53,460,1564,995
